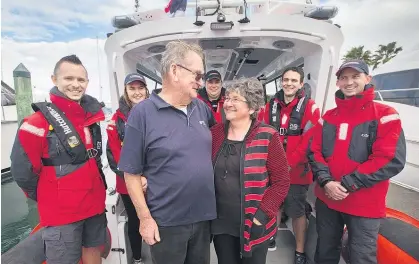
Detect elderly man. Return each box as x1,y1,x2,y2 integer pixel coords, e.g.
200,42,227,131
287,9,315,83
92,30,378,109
118,40,216,264
309,60,406,264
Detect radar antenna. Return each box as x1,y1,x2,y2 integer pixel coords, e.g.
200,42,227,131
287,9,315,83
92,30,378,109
134,0,140,12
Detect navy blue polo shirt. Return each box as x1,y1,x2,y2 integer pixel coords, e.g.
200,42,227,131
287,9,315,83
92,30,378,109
118,90,217,226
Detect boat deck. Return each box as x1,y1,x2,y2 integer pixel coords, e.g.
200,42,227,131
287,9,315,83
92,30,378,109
137,183,419,264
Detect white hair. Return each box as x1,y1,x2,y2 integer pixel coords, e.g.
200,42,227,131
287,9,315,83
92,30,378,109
160,40,205,77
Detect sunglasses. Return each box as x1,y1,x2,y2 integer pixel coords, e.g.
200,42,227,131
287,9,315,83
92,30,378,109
176,64,204,82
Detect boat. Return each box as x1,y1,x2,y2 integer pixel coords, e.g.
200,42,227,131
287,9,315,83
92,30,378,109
371,47,419,192
2,1,419,264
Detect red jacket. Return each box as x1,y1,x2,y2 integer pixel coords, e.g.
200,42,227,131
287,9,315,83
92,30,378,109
211,121,290,256
309,85,406,218
258,90,320,185
197,87,225,123
11,87,106,226
106,96,130,194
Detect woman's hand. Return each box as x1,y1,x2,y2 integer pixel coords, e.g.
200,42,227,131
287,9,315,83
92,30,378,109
140,176,147,193
253,218,262,226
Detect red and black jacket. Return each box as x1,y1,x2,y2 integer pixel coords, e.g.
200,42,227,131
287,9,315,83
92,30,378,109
258,89,320,185
198,87,226,123
10,87,106,226
106,96,130,194
308,85,406,218
211,120,290,257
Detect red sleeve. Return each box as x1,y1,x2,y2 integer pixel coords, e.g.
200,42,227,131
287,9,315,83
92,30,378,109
287,100,321,167
307,115,334,187
10,114,46,201
341,107,406,191
257,131,290,219
106,116,123,177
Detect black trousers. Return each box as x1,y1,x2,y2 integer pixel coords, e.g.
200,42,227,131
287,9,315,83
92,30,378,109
315,199,381,264
121,194,143,260
150,221,211,264
213,234,269,264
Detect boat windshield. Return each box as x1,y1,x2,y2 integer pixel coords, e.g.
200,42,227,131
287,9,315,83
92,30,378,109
374,69,419,107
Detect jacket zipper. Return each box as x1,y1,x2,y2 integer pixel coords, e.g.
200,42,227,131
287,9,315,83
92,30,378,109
239,143,245,258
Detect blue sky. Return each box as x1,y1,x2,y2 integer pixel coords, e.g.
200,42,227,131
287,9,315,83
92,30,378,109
1,0,419,105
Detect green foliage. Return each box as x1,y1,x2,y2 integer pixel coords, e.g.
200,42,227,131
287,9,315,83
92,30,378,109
342,42,403,70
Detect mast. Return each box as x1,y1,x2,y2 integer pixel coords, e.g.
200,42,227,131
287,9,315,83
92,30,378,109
135,0,139,12
96,35,103,103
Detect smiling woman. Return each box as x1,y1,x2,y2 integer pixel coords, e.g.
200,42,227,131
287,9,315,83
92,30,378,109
224,77,265,120
210,77,290,264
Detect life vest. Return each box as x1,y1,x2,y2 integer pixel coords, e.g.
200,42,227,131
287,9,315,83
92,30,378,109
268,95,309,147
115,115,126,142
31,102,107,189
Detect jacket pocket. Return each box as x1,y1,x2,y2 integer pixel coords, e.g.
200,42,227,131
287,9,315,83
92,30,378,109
250,222,266,240
348,121,377,163
56,165,92,214
42,228,66,260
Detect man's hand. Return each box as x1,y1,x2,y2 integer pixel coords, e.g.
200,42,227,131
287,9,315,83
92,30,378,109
140,176,147,193
324,181,348,200
140,215,160,245
253,218,262,226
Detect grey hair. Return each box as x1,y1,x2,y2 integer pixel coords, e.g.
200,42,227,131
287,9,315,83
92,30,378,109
160,40,205,77
226,77,265,119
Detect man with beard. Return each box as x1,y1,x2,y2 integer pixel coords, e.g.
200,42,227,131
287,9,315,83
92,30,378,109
11,55,107,264
198,69,226,123
259,67,320,264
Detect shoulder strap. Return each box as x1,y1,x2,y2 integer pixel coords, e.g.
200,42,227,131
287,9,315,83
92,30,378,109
32,102,88,165
116,116,126,142
89,123,107,189
287,96,309,136
268,98,281,130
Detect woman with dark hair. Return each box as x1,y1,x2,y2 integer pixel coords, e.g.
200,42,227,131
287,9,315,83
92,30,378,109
211,77,290,264
106,73,149,264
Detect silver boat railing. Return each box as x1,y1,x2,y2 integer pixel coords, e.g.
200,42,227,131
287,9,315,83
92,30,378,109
374,88,419,101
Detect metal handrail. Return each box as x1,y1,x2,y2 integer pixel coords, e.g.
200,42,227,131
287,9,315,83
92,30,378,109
374,87,419,101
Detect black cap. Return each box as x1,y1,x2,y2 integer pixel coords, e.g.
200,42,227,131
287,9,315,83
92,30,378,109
336,59,369,77
205,70,221,81
124,73,147,86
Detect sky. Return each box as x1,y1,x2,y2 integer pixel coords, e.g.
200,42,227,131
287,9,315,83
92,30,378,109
1,0,419,105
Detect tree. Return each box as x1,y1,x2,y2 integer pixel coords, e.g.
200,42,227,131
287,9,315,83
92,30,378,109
371,42,403,70
342,46,373,65
342,42,403,70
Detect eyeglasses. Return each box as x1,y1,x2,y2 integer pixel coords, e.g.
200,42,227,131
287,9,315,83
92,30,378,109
176,64,204,82
224,97,247,104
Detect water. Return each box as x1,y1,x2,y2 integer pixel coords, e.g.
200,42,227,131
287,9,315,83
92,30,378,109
1,120,110,254
1,179,39,254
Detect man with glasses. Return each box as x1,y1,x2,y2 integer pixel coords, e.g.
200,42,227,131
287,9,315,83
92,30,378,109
118,40,216,264
198,70,226,123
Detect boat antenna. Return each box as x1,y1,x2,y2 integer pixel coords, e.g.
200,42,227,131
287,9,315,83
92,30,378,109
238,0,250,23
134,0,139,12
96,36,103,103
193,0,205,26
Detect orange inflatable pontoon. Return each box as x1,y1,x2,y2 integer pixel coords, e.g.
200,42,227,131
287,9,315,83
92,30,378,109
342,208,419,264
